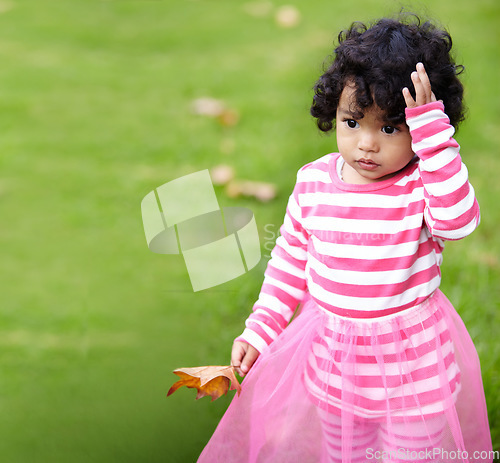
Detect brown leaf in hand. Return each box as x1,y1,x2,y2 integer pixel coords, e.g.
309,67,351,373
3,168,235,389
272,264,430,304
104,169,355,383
167,365,242,401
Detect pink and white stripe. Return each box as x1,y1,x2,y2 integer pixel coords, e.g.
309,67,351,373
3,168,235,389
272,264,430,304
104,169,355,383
304,292,461,419
238,102,480,354
317,407,446,463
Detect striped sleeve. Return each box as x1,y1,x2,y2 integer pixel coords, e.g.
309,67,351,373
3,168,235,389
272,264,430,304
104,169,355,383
405,102,480,241
237,169,310,352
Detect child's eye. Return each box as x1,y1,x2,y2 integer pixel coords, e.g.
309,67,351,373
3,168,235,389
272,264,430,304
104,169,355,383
344,119,359,129
382,125,398,134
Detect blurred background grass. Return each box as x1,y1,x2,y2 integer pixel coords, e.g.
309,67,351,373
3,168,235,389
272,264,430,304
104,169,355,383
0,0,498,461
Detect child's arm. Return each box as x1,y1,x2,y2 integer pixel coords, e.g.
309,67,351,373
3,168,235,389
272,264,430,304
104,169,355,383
403,63,480,240
233,173,310,373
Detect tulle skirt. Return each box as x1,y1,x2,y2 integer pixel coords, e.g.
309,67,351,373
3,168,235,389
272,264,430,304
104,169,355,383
198,290,493,463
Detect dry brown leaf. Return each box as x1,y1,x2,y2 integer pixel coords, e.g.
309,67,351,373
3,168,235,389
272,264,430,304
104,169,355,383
191,97,225,117
226,180,277,202
275,5,301,28
191,98,240,127
167,365,242,401
210,164,235,186
217,108,240,127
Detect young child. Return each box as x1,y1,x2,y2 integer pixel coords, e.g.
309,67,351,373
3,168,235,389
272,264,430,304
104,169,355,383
198,13,493,463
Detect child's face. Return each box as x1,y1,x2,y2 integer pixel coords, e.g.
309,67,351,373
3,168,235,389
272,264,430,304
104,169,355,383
336,83,414,184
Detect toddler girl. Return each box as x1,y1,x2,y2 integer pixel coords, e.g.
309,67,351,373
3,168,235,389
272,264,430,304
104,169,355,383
198,13,493,463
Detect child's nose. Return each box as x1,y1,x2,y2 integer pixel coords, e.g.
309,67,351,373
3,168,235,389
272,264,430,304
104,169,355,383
358,131,379,152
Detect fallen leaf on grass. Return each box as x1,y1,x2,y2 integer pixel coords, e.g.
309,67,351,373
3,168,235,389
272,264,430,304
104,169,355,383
210,164,235,186
226,180,277,202
167,365,242,401
191,97,226,117
191,97,240,127
217,108,240,127
275,5,301,28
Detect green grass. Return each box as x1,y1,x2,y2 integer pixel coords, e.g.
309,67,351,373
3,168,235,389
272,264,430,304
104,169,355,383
0,0,498,461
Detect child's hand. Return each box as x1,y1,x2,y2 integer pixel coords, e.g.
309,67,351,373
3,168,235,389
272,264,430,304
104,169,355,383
403,63,437,108
231,341,260,377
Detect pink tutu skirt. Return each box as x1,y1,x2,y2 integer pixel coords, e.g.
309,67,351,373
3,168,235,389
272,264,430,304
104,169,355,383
198,290,492,462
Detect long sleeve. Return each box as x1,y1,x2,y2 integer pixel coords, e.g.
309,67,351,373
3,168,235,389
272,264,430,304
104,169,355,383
237,172,310,353
406,102,480,241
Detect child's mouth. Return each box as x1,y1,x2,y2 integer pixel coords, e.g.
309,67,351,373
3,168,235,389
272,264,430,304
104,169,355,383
357,158,380,171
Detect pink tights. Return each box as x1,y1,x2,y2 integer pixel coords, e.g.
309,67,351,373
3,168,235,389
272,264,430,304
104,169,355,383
318,409,446,463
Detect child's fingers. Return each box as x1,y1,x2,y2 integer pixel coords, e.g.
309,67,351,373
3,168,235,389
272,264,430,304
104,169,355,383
231,342,260,376
404,63,436,108
240,346,260,376
231,342,247,375
411,70,427,106
416,63,433,97
402,87,416,108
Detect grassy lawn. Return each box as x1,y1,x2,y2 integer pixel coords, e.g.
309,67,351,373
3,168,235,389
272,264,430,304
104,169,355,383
0,0,498,461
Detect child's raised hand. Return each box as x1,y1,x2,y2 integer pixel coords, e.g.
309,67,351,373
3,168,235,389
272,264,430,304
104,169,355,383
231,341,260,377
403,63,437,108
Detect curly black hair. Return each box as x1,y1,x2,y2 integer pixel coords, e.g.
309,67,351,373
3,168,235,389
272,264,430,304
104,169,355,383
310,13,465,132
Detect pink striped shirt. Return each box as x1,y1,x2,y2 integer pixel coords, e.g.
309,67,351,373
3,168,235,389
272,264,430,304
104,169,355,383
239,102,480,353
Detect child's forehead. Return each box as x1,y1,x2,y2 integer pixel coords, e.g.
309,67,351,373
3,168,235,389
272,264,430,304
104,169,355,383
338,83,388,121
